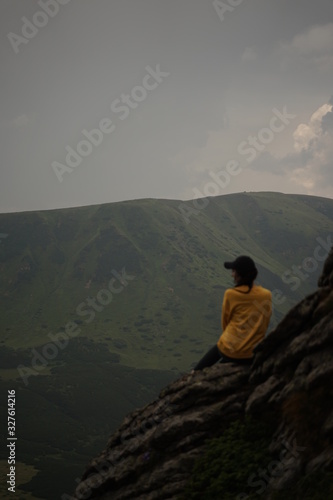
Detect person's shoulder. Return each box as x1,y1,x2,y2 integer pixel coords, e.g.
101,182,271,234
224,287,237,298
253,284,272,298
225,286,248,297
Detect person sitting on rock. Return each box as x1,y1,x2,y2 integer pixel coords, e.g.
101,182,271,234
193,255,272,371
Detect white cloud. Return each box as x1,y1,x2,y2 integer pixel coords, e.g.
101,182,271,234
290,102,333,193
247,101,333,197
293,103,332,152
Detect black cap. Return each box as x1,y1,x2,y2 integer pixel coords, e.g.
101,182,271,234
224,255,257,277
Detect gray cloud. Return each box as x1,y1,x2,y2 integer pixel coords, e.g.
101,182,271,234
1,0,333,212
322,107,333,132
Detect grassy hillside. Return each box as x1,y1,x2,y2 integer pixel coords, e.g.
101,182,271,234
1,192,333,369
0,191,332,498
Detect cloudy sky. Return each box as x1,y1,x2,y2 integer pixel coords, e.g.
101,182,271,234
1,0,333,213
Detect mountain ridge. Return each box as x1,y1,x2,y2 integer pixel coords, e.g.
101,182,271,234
1,190,331,216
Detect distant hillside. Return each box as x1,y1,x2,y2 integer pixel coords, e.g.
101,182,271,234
1,192,333,370
0,191,333,498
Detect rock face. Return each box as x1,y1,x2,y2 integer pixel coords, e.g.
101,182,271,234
74,249,333,500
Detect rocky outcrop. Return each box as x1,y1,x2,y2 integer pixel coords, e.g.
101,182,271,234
74,249,333,500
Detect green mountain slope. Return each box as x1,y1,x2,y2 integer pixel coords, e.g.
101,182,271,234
0,191,332,498
1,192,332,370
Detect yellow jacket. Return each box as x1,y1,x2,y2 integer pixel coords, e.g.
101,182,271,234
217,284,272,359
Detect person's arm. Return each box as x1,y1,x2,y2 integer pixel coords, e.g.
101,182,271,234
264,292,273,330
221,290,231,331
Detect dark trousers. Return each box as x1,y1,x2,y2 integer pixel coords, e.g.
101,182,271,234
194,344,252,371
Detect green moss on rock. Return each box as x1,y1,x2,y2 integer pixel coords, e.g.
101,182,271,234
180,416,275,499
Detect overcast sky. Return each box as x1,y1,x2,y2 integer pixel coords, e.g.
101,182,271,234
1,0,333,213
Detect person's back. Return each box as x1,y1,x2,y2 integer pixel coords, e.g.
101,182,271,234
218,284,272,359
